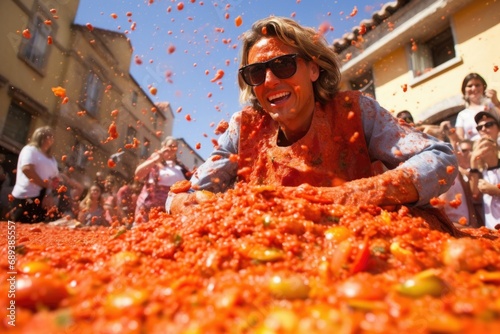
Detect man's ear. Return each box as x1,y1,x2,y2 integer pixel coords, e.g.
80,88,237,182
309,62,320,82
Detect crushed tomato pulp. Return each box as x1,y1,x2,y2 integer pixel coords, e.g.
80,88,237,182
1,183,500,333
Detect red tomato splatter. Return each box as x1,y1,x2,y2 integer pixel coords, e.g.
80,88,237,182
110,13,118,19
401,84,408,92
47,36,53,45
195,142,201,150
108,159,116,168
411,39,418,52
149,87,157,96
446,166,455,174
359,24,366,35
211,69,224,82
318,22,331,35
86,23,94,31
126,12,132,17
167,44,176,54
111,109,119,117
22,29,31,39
185,114,192,121
449,194,462,208
214,120,229,135
349,132,359,143
44,20,52,25
108,122,118,140
51,86,66,98
235,16,243,27
494,65,499,73
430,197,446,206
350,6,358,17
177,2,184,10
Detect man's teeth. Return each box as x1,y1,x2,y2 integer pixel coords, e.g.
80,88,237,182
268,92,289,103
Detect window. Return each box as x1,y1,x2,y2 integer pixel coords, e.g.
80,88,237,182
152,112,158,130
81,71,102,117
2,102,32,145
350,70,375,99
20,13,52,72
141,138,150,159
411,27,456,77
131,91,138,106
126,126,137,145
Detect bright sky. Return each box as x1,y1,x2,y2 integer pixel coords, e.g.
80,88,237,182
74,0,386,159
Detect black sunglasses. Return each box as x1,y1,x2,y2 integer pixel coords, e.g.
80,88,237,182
239,54,300,86
475,121,497,132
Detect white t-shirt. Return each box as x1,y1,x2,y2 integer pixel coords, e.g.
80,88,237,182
12,145,59,199
455,103,498,142
482,167,500,230
147,162,186,187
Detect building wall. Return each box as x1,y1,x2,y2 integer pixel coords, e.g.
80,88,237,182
0,0,184,216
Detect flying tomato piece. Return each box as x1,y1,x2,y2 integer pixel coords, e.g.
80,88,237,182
235,16,243,27
350,6,358,17
22,29,31,39
51,86,66,98
210,69,224,82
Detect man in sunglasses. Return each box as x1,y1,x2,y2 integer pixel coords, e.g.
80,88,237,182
469,111,500,229
168,17,459,234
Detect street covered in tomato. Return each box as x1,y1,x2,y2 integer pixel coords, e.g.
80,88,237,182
1,183,500,333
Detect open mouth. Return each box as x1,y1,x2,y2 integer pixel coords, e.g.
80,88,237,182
268,92,290,104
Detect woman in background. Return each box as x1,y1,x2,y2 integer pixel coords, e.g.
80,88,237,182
454,73,500,142
9,126,59,223
135,136,188,223
78,184,108,226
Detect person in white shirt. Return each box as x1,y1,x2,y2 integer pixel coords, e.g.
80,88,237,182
454,73,500,142
9,126,59,223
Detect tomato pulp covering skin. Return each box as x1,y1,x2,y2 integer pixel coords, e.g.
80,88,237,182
1,183,500,333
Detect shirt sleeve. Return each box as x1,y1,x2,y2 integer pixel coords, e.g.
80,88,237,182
190,112,241,193
359,94,458,206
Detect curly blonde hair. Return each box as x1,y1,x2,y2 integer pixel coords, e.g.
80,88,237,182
238,16,341,110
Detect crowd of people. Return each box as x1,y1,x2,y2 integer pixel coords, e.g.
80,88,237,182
3,131,189,227
397,72,500,230
3,17,500,232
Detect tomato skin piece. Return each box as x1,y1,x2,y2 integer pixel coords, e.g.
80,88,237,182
350,236,370,274
15,275,69,310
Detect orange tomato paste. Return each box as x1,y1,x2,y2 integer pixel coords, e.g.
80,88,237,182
1,183,499,333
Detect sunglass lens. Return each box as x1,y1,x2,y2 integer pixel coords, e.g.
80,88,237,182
242,64,265,86
270,56,297,79
476,121,496,131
